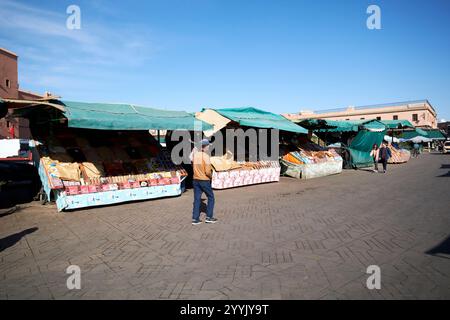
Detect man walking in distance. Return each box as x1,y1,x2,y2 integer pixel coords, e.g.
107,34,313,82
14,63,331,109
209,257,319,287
378,142,392,173
192,139,217,225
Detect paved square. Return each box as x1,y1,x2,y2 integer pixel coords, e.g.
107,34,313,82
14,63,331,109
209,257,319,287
1,153,449,299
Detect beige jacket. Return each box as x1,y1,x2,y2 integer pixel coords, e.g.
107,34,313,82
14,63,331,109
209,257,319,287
192,151,212,180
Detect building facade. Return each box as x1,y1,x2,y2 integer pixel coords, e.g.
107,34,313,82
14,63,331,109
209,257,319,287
0,48,46,139
0,48,19,99
284,100,438,129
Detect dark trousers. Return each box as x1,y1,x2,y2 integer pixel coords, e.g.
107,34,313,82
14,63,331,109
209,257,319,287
373,157,378,171
381,159,388,171
192,179,215,221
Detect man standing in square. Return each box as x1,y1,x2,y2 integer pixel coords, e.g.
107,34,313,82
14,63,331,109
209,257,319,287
192,139,217,225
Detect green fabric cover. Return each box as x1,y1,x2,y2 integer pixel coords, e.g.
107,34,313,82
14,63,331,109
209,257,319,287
211,107,308,134
414,128,428,136
380,120,414,129
362,121,387,132
297,119,386,133
60,100,212,131
424,129,446,140
400,128,429,139
348,130,386,168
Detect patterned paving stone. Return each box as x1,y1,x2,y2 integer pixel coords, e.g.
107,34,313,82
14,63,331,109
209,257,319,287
0,153,449,299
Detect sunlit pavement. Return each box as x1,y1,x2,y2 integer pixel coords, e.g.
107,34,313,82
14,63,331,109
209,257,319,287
1,153,449,299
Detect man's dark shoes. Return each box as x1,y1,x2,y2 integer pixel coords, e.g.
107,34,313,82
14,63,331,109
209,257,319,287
205,217,218,224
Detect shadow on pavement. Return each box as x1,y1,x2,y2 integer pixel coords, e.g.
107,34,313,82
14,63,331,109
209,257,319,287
0,227,38,252
437,164,450,177
437,171,450,177
426,235,450,259
357,168,377,173
436,164,450,177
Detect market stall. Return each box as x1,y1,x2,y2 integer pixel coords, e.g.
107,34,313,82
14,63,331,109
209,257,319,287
380,120,413,164
279,136,343,179
296,119,387,169
11,100,211,211
386,144,411,163
209,155,281,189
196,107,308,189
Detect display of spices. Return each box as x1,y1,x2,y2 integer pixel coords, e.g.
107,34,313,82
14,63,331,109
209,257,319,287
387,145,411,164
281,141,343,166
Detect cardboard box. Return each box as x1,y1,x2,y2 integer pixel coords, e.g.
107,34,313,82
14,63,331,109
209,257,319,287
66,185,79,195
121,182,131,189
170,177,180,184
80,185,90,194
159,178,171,185
131,181,140,188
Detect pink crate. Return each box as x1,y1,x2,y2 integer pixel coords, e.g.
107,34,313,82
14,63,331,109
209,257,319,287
170,177,180,184
121,182,131,189
88,185,98,193
131,181,140,188
80,185,90,194
66,186,79,195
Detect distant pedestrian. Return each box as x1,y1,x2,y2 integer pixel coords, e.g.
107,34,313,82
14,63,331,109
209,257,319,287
378,142,392,173
370,143,379,172
191,139,217,225
413,142,420,158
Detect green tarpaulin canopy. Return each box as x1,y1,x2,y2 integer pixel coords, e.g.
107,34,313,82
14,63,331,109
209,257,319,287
211,107,308,134
380,120,414,129
298,119,386,133
423,129,446,140
61,101,212,131
400,128,429,140
12,100,213,131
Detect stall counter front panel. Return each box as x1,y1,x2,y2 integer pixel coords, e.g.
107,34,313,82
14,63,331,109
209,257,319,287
55,183,182,211
280,158,343,180
211,164,281,189
37,158,183,211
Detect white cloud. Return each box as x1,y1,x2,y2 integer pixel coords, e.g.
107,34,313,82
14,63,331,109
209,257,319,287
0,0,159,92
0,0,95,44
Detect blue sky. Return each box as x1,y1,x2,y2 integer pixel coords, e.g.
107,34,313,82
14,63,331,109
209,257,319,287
1,0,449,120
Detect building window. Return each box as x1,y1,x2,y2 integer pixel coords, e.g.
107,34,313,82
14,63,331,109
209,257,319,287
5,79,11,88
376,117,381,120
393,115,398,120
412,114,418,122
